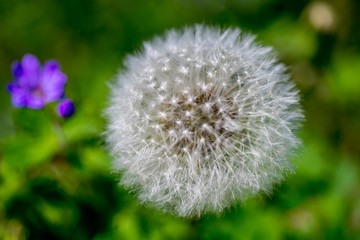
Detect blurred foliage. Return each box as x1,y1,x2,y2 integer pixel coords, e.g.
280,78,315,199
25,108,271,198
0,0,360,239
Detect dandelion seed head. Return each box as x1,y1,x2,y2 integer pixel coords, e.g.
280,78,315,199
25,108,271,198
105,25,303,218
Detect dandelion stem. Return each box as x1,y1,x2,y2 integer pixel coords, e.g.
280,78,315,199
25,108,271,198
188,219,199,240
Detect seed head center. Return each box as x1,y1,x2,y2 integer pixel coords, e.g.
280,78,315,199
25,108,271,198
158,87,237,156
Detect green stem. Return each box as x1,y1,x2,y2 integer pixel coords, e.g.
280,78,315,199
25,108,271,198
188,218,199,240
52,120,67,150
44,105,67,150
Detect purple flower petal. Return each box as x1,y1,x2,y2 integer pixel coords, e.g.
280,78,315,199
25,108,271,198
7,54,70,110
7,83,28,107
7,82,20,93
11,61,23,79
41,60,67,102
18,54,41,88
57,99,75,118
26,94,45,109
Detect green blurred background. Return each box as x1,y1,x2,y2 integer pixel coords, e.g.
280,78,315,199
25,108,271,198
0,0,360,239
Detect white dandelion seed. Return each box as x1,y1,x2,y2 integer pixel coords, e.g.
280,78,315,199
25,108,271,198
105,25,303,218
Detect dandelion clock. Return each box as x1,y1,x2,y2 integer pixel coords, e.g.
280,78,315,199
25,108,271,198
105,25,303,218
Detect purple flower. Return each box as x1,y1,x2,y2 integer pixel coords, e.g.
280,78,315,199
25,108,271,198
7,54,67,109
57,99,75,118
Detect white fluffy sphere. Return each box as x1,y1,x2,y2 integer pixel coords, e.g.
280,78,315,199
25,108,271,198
105,25,303,218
